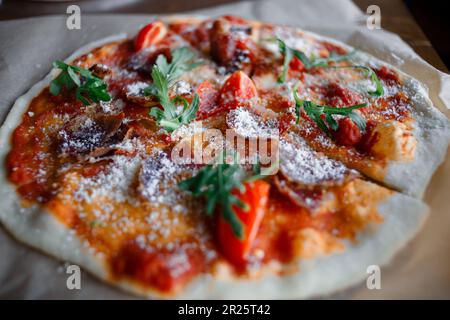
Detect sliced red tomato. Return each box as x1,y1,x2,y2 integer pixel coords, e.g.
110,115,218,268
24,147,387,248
333,117,362,147
289,56,305,72
287,56,306,81
218,71,258,111
134,21,167,51
195,81,220,119
217,180,270,268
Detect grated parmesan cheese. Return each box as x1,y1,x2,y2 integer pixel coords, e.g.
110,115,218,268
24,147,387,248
173,80,192,95
280,135,352,185
226,108,279,139
139,151,190,208
126,81,149,96
72,154,142,204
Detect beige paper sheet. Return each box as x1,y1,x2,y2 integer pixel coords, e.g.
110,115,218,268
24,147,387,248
0,0,448,299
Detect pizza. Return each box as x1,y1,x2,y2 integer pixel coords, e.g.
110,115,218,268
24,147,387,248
0,15,449,299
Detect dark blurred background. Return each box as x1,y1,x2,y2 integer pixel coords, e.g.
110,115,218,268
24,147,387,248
404,0,450,70
0,0,448,72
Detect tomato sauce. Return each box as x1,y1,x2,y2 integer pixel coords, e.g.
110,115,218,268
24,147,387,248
252,186,383,264
111,241,207,293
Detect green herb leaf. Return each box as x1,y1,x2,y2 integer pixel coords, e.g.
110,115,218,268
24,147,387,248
348,111,367,132
326,113,339,131
277,38,355,83
144,47,200,132
276,39,382,96
179,152,268,239
179,94,199,124
293,84,367,135
331,65,384,97
50,60,111,106
277,38,294,83
362,66,384,97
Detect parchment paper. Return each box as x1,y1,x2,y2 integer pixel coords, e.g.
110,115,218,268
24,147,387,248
0,0,449,299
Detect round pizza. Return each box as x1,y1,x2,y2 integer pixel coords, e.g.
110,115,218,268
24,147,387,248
0,15,449,299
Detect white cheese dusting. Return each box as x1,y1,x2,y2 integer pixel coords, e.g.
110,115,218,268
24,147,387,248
226,108,279,139
280,135,352,185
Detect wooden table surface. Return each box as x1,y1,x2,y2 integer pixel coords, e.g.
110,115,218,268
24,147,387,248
0,0,448,73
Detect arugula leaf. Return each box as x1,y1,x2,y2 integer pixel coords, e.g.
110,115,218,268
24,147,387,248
178,152,269,239
277,38,355,83
50,60,111,105
149,94,200,132
144,47,200,132
293,84,366,135
166,47,200,84
348,111,367,131
360,66,384,97
178,152,246,238
277,38,294,83
276,39,384,97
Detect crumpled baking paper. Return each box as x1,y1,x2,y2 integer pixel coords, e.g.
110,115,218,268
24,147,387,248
0,0,448,299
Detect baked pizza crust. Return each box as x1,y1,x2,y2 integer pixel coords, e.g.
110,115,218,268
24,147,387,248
348,50,450,198
0,15,445,298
